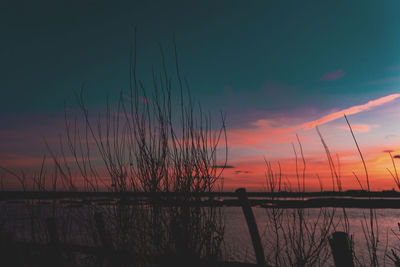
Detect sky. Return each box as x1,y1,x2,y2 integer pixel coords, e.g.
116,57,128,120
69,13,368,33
2,0,400,191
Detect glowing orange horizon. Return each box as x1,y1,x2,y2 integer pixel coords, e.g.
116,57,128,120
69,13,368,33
2,93,400,192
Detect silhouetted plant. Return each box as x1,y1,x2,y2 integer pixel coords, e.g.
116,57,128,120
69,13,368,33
48,32,227,266
263,136,336,267
0,31,227,267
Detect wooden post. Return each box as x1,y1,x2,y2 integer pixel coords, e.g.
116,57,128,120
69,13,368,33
94,212,114,266
94,212,113,250
236,188,265,265
46,217,63,265
46,217,59,244
329,231,354,267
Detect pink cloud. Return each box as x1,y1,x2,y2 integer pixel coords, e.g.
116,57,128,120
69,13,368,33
228,94,400,149
305,93,400,129
222,142,400,191
224,93,400,164
337,124,375,133
320,69,345,81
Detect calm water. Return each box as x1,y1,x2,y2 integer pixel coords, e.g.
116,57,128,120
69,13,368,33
224,207,400,265
2,201,400,265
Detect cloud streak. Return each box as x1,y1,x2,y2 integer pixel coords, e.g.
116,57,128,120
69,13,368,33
226,93,400,151
304,93,400,129
337,124,373,133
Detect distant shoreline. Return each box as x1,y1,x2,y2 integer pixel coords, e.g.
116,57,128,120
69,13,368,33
2,190,400,208
0,189,399,199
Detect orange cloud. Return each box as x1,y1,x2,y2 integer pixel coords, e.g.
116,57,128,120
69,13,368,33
223,146,400,191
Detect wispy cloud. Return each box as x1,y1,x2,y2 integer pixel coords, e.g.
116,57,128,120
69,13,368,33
320,69,345,81
226,93,400,152
304,93,400,128
337,124,375,133
224,93,400,190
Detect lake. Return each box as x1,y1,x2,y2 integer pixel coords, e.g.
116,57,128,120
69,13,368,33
2,200,400,266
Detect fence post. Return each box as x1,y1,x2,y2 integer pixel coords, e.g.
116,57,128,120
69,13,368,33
236,188,265,266
94,212,114,266
94,212,113,250
329,231,354,267
46,217,63,265
46,217,59,244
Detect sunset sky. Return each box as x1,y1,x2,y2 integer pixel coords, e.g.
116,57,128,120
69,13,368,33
2,1,400,191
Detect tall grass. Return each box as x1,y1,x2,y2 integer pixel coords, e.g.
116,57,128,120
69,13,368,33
4,34,400,266
57,35,227,265
0,33,228,266
263,136,336,267
260,114,398,266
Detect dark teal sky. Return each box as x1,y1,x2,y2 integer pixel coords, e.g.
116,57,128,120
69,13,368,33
2,0,400,126
4,0,400,190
